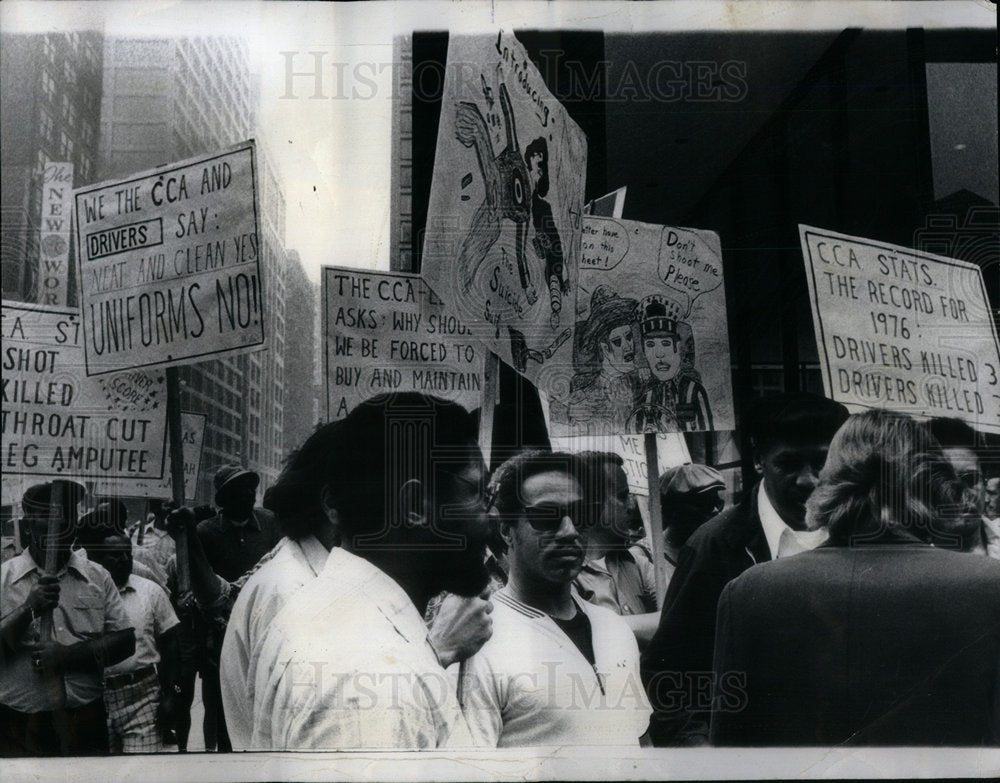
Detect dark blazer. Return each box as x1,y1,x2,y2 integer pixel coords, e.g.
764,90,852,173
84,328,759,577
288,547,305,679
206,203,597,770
196,507,280,583
711,545,1000,746
641,484,771,745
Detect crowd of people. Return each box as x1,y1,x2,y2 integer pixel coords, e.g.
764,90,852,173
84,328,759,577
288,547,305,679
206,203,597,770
2,391,999,755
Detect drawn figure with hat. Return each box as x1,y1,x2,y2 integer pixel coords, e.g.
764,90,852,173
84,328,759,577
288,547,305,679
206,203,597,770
564,286,643,432
627,295,713,433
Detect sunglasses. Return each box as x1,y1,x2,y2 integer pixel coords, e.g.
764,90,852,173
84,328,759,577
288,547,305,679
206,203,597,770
520,500,600,533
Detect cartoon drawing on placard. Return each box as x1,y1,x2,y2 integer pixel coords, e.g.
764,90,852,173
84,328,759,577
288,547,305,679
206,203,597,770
564,286,643,432
422,31,586,385
548,217,734,437
627,294,713,433
525,137,570,328
455,83,536,305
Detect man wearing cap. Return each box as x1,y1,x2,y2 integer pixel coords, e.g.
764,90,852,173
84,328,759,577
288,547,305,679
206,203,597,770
628,295,712,434
88,530,180,753
0,481,135,756
658,464,726,584
565,286,642,432
195,465,280,752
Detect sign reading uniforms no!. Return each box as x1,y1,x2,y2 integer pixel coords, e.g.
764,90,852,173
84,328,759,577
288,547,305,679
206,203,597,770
323,266,485,419
74,142,264,376
799,225,1000,433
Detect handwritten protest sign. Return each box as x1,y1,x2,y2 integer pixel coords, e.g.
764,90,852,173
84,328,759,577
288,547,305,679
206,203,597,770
73,142,263,376
421,31,586,384
39,162,74,307
546,217,735,437
1,301,168,503
95,412,205,502
550,432,691,496
800,225,1000,432
323,267,485,419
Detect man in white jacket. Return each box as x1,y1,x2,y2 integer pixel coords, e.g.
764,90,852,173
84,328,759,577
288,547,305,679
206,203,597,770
461,451,651,747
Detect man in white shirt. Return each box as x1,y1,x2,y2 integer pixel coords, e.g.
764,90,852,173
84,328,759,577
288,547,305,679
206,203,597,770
641,392,848,746
88,530,179,753
461,451,651,747
250,393,494,750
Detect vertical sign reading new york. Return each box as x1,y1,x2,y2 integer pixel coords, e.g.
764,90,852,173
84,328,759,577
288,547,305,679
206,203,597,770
73,142,263,375
421,31,586,383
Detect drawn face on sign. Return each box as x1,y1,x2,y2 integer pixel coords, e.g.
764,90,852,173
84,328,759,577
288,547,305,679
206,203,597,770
644,333,682,382
600,325,635,375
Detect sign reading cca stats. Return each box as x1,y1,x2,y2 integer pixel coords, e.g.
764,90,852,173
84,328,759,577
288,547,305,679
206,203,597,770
74,142,263,376
1,301,168,492
323,267,485,419
800,225,1000,433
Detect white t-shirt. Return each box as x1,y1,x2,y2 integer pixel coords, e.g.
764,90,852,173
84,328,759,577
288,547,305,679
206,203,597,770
105,574,179,678
219,534,327,749
460,588,651,747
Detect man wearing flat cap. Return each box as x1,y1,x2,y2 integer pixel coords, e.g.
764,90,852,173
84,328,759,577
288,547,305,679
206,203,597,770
0,481,135,756
194,465,279,751
658,464,726,584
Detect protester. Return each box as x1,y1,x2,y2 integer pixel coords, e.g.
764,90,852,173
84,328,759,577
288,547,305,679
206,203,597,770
985,476,1000,560
711,410,1000,745
641,392,848,745
77,505,168,591
190,465,280,752
658,463,726,583
88,530,180,753
250,393,492,749
131,499,176,585
461,450,651,746
927,417,996,554
572,451,660,649
0,481,135,756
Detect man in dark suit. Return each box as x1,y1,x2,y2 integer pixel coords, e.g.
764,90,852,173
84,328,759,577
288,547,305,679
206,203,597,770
710,410,1000,745
641,392,848,746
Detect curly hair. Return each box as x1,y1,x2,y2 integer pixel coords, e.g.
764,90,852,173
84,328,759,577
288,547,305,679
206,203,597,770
805,409,979,547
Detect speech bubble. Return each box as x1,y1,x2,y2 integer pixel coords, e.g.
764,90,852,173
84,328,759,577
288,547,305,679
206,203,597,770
657,228,724,316
580,216,630,271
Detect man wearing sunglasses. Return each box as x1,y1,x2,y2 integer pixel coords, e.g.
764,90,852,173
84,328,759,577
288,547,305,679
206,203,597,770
461,451,651,747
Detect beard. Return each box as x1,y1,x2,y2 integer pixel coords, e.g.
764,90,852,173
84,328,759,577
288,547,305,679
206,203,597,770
430,546,490,598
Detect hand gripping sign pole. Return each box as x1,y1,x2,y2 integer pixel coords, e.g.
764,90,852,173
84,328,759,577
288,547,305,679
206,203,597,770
166,368,191,596
41,481,69,732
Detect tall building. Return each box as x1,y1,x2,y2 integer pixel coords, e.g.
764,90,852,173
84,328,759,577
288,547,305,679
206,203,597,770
1,31,103,304
283,250,320,454
99,36,288,500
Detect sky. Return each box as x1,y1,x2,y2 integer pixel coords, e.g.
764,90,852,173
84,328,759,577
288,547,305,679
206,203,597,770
1,1,992,283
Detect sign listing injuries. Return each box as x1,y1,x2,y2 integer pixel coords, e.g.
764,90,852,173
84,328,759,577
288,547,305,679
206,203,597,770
799,225,1000,433
323,267,486,419
74,142,264,376
96,411,205,502
1,301,168,490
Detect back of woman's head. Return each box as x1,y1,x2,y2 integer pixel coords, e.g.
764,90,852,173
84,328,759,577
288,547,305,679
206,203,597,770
806,409,976,545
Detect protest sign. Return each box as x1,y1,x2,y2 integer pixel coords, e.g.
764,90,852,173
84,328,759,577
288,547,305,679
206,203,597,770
800,225,1000,432
38,162,74,307
550,432,691,496
323,267,486,419
73,142,263,376
421,31,587,384
95,411,205,502
546,217,735,437
1,301,168,504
